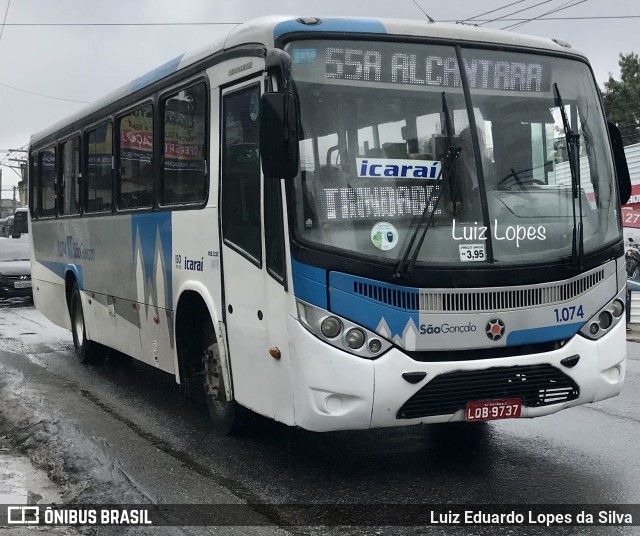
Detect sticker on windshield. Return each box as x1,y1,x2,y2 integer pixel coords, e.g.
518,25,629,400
357,158,441,179
459,244,485,262
371,222,399,251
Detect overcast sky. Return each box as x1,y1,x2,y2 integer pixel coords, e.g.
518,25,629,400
0,0,636,197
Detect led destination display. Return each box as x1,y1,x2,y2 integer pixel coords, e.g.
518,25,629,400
291,41,549,93
320,184,442,221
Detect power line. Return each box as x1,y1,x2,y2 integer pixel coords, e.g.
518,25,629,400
0,81,89,103
462,0,530,22
443,15,640,21
478,0,556,26
502,0,588,30
0,21,241,26
0,0,10,44
0,16,633,27
501,0,576,29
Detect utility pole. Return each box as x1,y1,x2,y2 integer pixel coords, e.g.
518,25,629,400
12,185,16,212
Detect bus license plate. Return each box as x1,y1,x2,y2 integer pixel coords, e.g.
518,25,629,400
465,398,522,422
13,281,31,289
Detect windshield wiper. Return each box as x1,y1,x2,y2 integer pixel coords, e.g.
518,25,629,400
393,92,461,280
497,162,551,190
553,83,584,272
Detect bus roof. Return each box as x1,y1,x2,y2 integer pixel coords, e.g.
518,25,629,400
30,15,586,147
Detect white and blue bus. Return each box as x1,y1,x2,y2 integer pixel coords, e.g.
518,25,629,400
28,16,631,432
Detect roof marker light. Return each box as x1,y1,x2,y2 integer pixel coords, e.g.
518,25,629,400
297,17,322,26
552,38,572,48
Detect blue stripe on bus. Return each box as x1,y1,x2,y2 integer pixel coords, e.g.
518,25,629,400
291,259,327,309
131,54,185,92
329,285,419,339
38,261,84,290
506,322,584,346
131,212,173,309
274,18,387,40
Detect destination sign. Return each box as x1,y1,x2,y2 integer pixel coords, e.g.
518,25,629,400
320,184,442,222
291,41,549,93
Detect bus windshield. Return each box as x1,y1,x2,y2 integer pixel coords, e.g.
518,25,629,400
288,40,619,266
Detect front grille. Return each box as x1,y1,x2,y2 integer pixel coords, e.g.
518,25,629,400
418,269,604,312
353,281,418,310
351,267,604,313
396,364,579,419
5,275,30,281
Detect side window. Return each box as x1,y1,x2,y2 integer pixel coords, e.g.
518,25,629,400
29,154,39,218
118,104,153,209
39,146,56,218
264,178,286,284
221,83,261,263
60,137,81,215
86,123,113,212
161,83,207,205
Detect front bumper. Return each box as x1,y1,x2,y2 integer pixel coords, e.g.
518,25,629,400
0,282,32,298
288,316,625,432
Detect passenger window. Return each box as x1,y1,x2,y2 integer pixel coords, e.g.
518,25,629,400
29,155,39,218
264,177,286,284
161,83,207,205
221,83,262,263
39,146,56,218
60,137,81,215
118,105,154,209
86,123,113,212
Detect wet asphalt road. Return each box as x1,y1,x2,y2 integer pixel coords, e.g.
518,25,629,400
0,298,640,535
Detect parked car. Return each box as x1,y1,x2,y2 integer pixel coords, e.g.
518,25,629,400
1,215,13,238
0,235,32,299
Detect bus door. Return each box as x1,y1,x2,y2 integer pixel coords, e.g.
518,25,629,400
220,78,274,417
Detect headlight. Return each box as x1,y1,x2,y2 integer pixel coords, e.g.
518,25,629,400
598,311,613,330
320,317,342,338
345,328,365,349
580,290,626,340
296,299,392,359
611,299,624,318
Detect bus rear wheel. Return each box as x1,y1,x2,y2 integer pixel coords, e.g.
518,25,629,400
202,321,239,434
70,283,98,364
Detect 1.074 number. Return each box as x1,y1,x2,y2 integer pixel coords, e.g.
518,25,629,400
554,305,584,323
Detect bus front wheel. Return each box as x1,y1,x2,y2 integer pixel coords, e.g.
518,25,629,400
70,283,98,364
202,321,240,434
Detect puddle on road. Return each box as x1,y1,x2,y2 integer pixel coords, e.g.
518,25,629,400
0,297,33,309
0,448,62,504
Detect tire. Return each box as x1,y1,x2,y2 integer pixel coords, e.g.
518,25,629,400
201,320,240,434
70,283,98,364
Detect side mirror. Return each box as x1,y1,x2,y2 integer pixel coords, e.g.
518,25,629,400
608,122,631,205
260,92,299,180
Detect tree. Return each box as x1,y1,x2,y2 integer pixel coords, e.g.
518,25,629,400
603,52,640,145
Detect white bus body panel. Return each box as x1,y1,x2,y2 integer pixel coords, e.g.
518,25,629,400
286,313,625,432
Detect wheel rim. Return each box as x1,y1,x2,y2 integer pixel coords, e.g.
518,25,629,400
203,341,228,414
74,298,84,345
